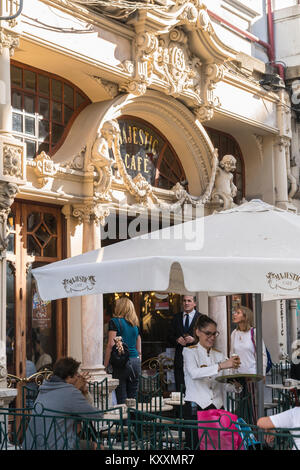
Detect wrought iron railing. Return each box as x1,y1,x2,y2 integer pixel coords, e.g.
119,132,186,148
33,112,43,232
88,378,109,410
0,406,297,451
0,405,124,450
141,356,174,394
270,361,291,385
7,372,110,411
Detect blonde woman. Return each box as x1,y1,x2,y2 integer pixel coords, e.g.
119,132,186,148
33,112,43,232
230,305,267,375
230,305,267,424
104,297,141,404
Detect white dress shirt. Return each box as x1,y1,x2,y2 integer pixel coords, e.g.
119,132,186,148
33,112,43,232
183,343,229,409
182,309,196,329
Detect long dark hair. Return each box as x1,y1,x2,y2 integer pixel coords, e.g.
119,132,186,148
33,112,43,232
193,315,217,344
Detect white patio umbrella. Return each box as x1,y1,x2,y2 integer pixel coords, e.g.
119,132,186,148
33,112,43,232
32,199,300,417
32,199,300,301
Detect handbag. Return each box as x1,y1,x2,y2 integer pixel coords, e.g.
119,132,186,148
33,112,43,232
109,318,132,380
250,327,273,374
197,409,243,450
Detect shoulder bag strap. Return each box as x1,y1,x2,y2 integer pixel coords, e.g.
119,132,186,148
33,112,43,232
250,327,256,353
112,317,122,337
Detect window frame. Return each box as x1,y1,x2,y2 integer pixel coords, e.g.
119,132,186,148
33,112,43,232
10,60,91,158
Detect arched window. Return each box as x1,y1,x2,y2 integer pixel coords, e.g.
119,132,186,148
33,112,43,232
10,61,91,159
204,126,245,203
117,116,186,190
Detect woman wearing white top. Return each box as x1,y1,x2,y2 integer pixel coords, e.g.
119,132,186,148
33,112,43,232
183,315,240,449
230,305,267,424
230,305,267,375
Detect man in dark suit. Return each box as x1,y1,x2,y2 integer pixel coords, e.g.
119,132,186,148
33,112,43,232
169,295,202,393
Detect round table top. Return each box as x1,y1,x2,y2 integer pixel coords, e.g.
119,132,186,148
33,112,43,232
266,383,300,390
164,399,185,406
215,373,264,383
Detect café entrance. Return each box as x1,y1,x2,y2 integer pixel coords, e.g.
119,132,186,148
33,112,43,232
6,201,67,380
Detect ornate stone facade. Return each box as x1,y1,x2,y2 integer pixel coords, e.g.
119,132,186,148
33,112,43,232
116,1,235,121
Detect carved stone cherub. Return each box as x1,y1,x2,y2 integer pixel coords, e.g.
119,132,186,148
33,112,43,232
91,120,120,199
212,154,237,209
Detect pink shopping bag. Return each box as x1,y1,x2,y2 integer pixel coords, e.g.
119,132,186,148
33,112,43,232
197,409,243,450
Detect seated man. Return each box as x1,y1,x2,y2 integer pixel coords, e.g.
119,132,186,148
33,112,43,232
257,408,300,450
23,357,102,450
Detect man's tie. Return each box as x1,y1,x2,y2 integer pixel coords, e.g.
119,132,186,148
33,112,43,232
184,313,189,333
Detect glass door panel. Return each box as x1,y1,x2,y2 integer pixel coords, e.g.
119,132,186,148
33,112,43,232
26,263,56,372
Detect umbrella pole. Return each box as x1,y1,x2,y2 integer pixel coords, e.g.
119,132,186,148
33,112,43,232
255,293,264,419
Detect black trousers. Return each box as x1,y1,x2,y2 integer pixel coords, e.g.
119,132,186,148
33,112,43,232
183,402,223,450
174,367,185,394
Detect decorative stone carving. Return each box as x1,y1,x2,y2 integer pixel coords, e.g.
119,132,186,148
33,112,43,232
0,181,19,255
121,24,226,120
90,76,119,99
60,146,86,171
0,181,19,217
33,151,58,187
3,142,23,179
72,203,110,226
0,137,25,184
0,28,19,56
211,154,237,210
115,1,235,120
90,121,120,201
89,118,219,209
193,63,224,122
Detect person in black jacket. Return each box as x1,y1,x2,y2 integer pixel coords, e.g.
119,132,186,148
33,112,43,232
169,295,202,393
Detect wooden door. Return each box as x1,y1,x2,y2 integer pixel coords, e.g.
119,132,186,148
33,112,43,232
6,201,66,384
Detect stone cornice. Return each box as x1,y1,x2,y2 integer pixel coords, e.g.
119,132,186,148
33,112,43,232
19,34,130,84
222,69,280,104
214,106,279,134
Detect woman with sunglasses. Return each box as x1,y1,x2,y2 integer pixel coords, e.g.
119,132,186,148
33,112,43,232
182,315,239,448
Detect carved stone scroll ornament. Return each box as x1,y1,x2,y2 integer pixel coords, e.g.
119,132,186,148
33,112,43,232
60,146,86,171
211,154,237,210
193,63,224,122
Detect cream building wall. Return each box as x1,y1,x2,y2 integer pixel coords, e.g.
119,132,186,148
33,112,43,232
0,0,295,386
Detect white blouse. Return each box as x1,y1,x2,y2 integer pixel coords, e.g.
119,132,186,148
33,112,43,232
230,328,267,376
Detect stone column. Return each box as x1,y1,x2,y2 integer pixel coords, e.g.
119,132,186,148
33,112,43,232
0,183,19,404
0,14,24,407
208,296,228,356
72,203,118,407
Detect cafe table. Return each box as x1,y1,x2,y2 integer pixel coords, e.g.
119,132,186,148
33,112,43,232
266,383,300,409
216,373,264,424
